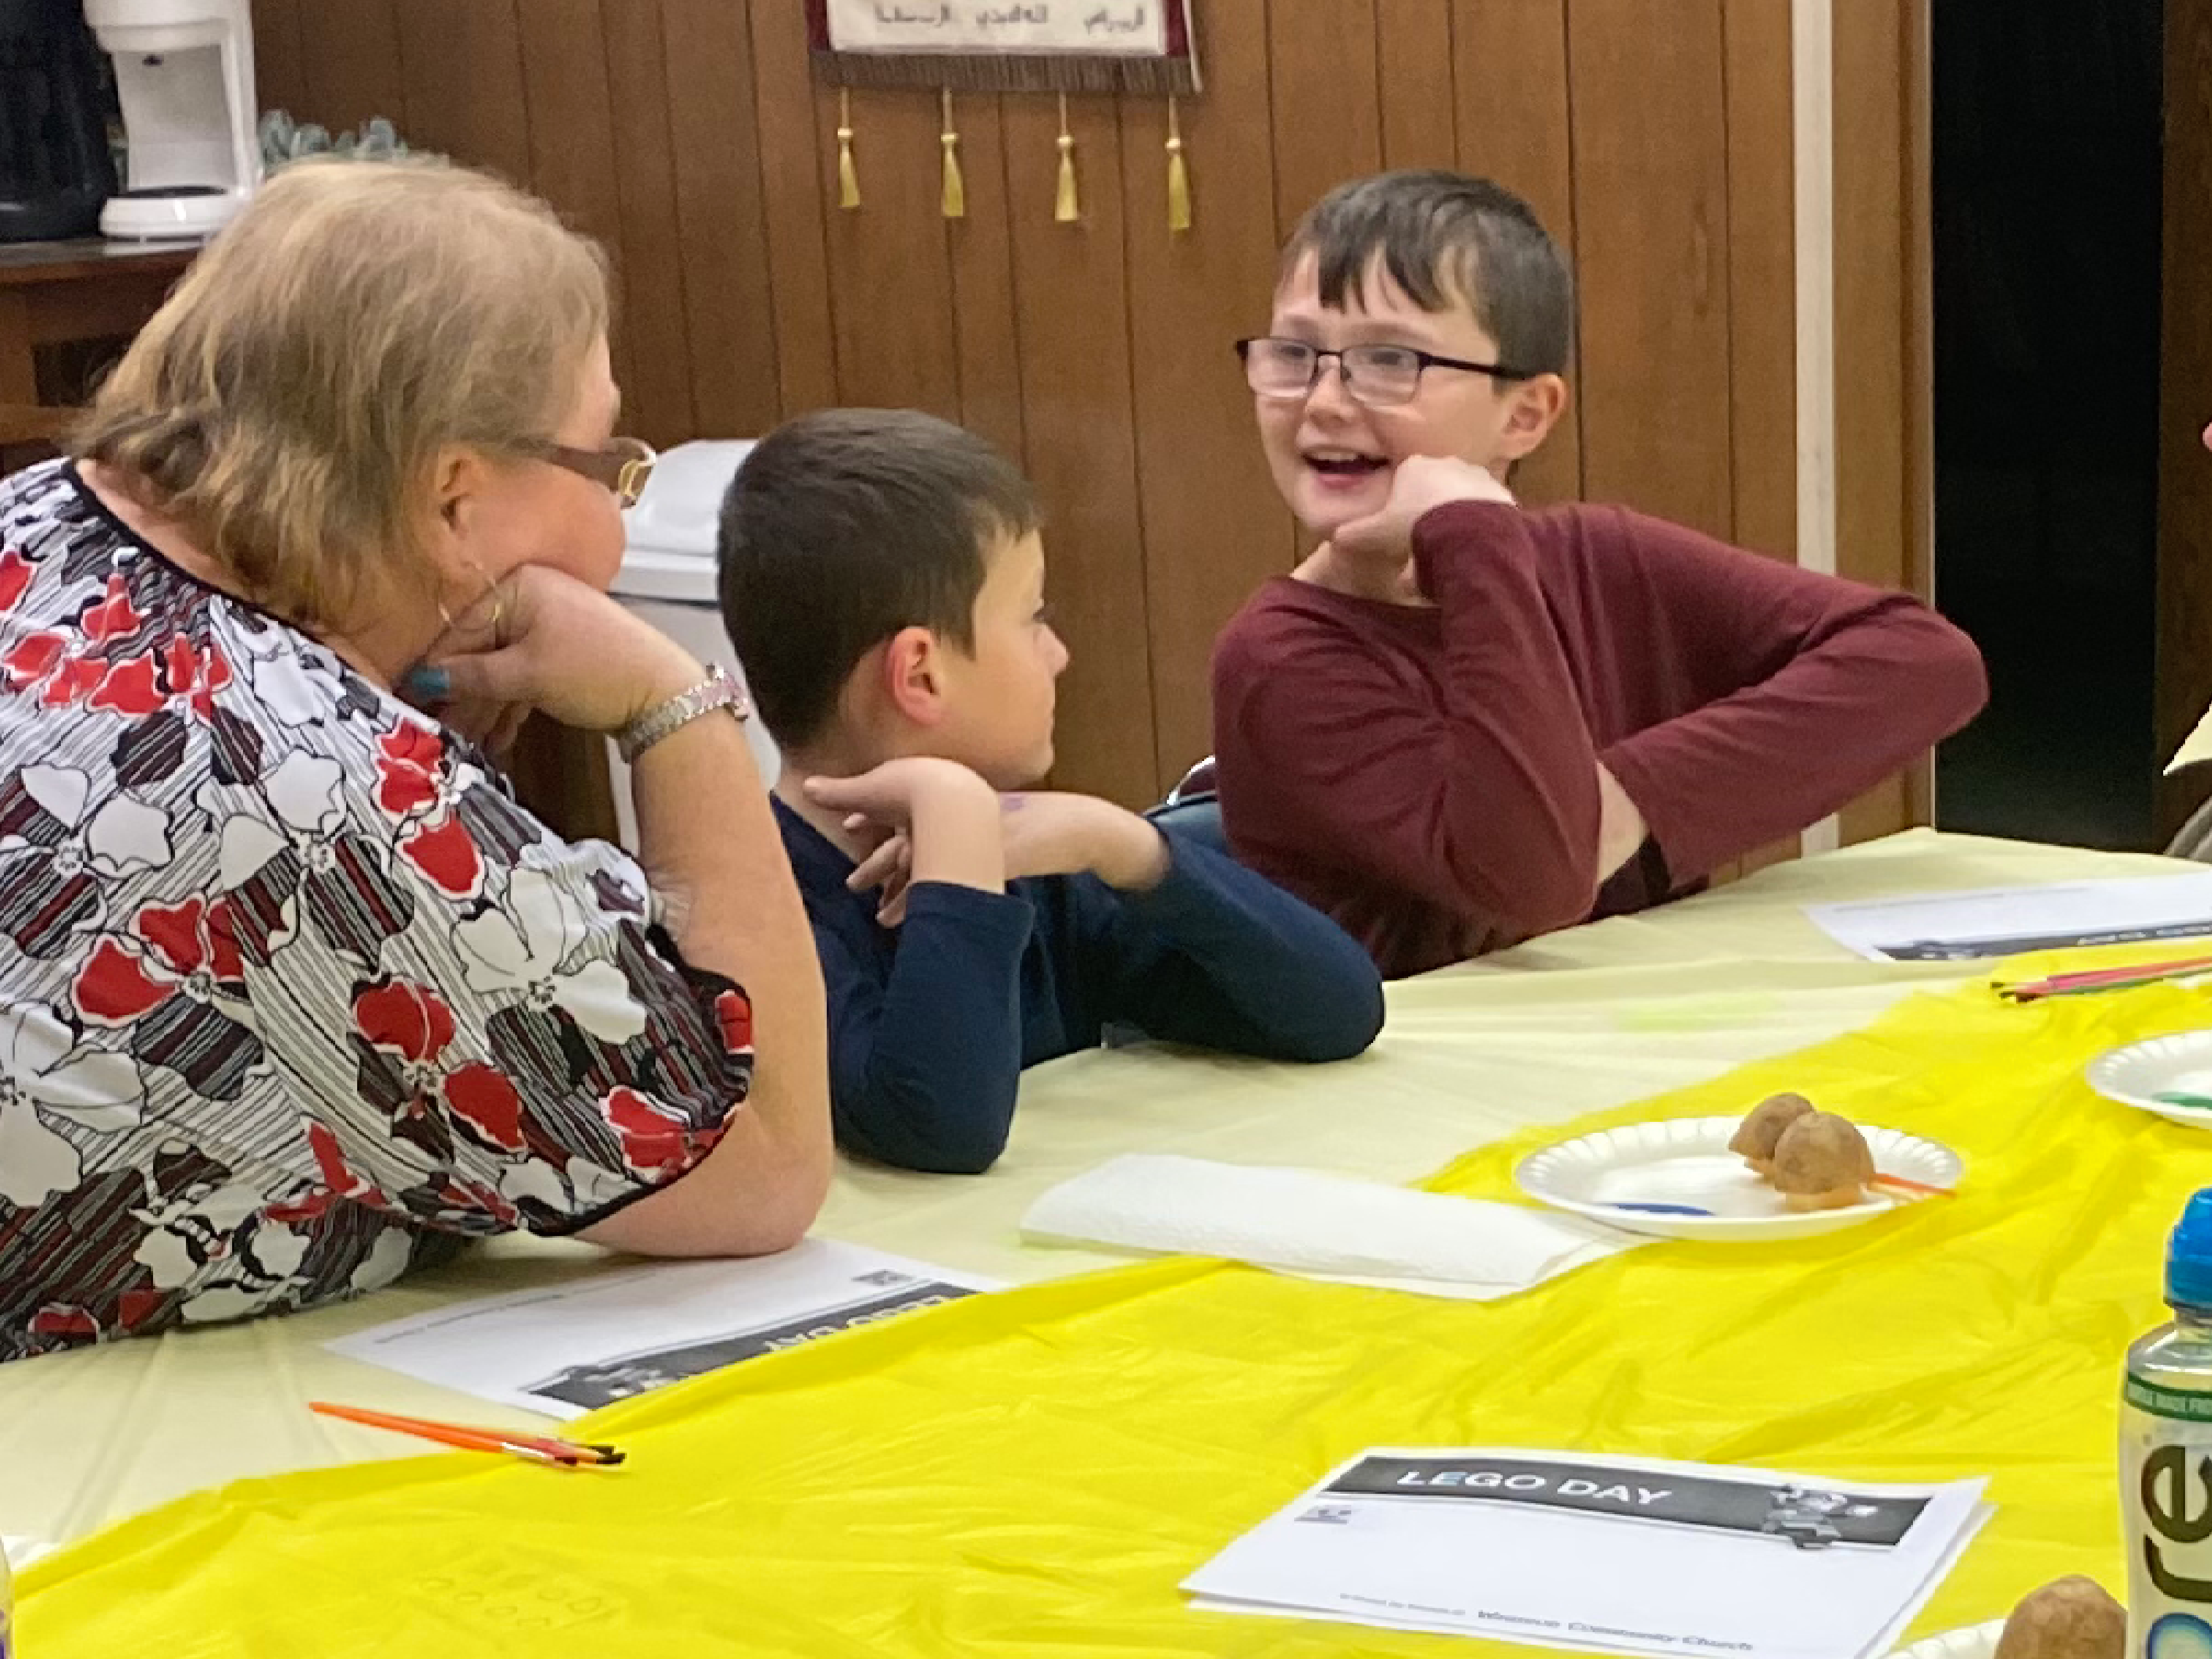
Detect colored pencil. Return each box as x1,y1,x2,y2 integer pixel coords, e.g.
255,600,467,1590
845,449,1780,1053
1998,954,2212,1002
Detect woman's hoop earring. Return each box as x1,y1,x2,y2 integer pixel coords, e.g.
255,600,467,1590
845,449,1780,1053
473,568,509,645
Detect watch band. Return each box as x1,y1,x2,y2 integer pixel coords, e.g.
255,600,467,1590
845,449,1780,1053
616,665,752,764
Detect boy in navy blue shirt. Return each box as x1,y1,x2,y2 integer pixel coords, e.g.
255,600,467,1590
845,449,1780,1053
716,409,1384,1174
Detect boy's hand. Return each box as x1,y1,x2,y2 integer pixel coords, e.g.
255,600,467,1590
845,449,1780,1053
999,793,1171,893
843,829,917,926
1331,455,1517,572
806,759,1006,924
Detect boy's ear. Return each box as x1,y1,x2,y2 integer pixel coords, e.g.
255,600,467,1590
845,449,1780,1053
1495,373,1571,464
879,625,950,729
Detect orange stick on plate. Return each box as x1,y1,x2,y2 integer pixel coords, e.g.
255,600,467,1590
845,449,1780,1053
1871,1172,1953,1199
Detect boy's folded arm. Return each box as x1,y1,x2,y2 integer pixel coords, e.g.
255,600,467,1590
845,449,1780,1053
1215,501,1608,936
817,887,1035,1175
1093,832,1385,1062
1592,512,1988,882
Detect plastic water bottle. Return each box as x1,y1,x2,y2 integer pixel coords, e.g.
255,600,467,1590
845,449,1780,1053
2123,1188,2212,1654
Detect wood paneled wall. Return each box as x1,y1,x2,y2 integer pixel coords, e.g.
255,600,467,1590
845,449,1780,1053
253,0,1926,833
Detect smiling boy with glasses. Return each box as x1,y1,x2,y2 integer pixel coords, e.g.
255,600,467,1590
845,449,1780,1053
1210,169,1989,979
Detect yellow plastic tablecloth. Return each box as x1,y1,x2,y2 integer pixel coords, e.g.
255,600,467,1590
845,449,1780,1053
0,830,2192,1554
22,949,2212,1655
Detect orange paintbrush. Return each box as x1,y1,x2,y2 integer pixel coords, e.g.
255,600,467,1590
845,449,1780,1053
308,1400,624,1468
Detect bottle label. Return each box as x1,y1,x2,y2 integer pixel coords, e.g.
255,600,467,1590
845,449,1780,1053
2124,1373,2212,1656
2128,1375,2212,1422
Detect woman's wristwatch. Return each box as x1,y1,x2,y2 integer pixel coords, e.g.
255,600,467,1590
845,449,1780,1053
616,664,752,763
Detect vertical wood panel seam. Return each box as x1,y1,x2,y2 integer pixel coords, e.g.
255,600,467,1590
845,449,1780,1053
1792,0,1835,579
257,0,304,119
1269,8,1291,573
1717,0,1737,545
994,98,1029,464
1898,0,1929,596
939,132,966,421
504,0,530,185
814,89,849,399
650,0,702,436
1558,0,1585,499
1793,0,1839,855
1108,106,1162,787
597,0,641,405
386,0,414,134
1261,0,1284,242
797,33,845,403
1902,0,1936,826
1368,0,1386,157
1246,0,1291,574
298,0,325,117
1442,1,1458,158
730,3,774,429
510,0,539,191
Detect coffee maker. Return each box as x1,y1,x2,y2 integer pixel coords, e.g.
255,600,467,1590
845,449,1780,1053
83,0,257,241
0,0,117,242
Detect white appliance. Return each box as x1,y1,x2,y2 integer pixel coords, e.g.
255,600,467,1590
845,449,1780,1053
86,0,259,241
607,440,779,851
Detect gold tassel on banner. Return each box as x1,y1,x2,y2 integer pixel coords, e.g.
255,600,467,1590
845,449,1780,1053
837,88,861,211
940,89,966,219
1054,93,1080,223
1165,95,1192,233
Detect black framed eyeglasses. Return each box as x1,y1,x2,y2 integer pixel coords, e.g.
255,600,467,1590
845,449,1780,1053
1235,336,1536,409
530,435,657,509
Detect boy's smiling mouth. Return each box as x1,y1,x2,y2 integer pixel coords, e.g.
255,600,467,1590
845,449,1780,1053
1302,446,1390,480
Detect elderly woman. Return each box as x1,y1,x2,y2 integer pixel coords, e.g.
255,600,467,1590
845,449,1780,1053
0,159,829,1359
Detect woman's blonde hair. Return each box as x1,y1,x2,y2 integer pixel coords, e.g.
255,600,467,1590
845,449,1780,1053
75,157,609,629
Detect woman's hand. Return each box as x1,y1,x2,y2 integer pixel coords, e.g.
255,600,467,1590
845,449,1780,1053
408,566,704,736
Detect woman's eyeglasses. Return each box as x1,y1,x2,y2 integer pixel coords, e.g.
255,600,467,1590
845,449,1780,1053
531,436,657,509
1235,337,1536,409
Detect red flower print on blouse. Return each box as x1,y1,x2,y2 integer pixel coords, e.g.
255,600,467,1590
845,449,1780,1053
5,631,109,708
0,550,35,612
91,633,230,721
371,723,486,900
352,979,528,1156
713,989,754,1056
603,1085,721,1178
71,894,264,1100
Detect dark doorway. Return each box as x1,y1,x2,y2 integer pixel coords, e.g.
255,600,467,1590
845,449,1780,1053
1931,1,2164,850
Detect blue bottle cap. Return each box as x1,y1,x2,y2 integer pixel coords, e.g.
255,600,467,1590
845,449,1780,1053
2170,1189,2212,1308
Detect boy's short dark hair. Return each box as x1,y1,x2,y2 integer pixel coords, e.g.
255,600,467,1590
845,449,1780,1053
716,408,1040,748
1281,169,1575,377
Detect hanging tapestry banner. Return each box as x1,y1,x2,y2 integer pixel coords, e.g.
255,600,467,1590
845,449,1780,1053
806,1,1200,95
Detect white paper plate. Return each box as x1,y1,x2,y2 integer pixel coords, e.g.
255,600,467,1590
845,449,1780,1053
2086,1030,2212,1130
1513,1116,1964,1241
1887,1621,2001,1659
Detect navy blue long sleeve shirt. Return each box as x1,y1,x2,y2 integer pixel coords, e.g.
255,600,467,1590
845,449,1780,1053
776,800,1385,1175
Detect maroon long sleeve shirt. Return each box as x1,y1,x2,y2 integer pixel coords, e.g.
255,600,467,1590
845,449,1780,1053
1211,501,1989,979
